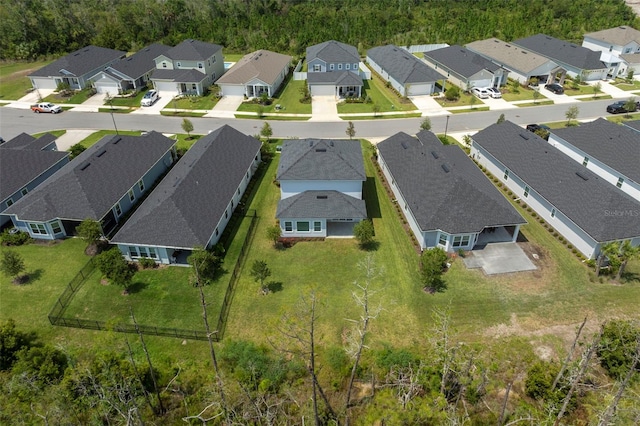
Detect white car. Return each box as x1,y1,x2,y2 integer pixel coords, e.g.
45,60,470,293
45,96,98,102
471,87,490,99
141,90,159,106
486,87,502,98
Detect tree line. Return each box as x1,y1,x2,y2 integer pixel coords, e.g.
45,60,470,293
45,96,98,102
0,0,637,60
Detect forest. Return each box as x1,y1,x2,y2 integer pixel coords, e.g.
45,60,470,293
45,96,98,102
0,0,639,60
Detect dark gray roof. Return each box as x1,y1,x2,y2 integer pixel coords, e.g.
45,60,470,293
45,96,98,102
306,40,359,64
552,118,640,183
277,139,365,181
307,71,363,85
4,132,176,222
111,125,261,249
108,43,170,79
276,190,367,219
29,45,125,77
367,45,442,84
472,121,640,242
423,45,502,78
378,131,525,234
162,39,222,61
512,34,606,71
0,133,56,151
0,149,68,202
622,120,640,132
151,68,208,83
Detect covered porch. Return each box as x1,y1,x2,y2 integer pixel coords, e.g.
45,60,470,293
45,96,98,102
474,225,520,248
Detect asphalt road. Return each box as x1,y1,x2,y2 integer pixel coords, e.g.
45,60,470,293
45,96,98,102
0,98,618,141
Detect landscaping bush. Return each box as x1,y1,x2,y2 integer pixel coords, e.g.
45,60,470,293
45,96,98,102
1,229,31,246
444,86,460,101
138,257,156,269
598,320,640,380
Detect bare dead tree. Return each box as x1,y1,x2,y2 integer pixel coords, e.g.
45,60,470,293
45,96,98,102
431,304,455,397
386,363,425,409
124,337,155,415
497,380,512,426
552,316,588,392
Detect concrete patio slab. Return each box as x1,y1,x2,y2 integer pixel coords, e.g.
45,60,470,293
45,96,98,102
463,242,537,275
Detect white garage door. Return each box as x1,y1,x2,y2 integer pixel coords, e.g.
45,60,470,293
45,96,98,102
310,84,335,96
407,83,432,96
95,82,120,95
471,79,492,88
220,85,246,97
153,81,177,93
31,77,57,90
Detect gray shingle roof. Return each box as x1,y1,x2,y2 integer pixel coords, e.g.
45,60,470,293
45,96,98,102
111,125,261,249
465,38,556,74
276,190,367,219
512,34,606,71
584,26,640,46
277,139,365,181
378,131,525,234
151,68,208,83
29,45,125,77
307,71,363,85
552,118,640,183
623,120,640,132
162,39,222,61
306,40,359,64
217,50,292,85
0,132,56,151
472,121,640,242
4,132,176,222
0,149,68,202
423,45,502,78
367,45,442,84
108,43,170,79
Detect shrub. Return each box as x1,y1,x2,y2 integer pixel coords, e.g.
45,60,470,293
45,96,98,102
1,229,31,246
444,86,460,101
598,320,640,380
138,257,156,269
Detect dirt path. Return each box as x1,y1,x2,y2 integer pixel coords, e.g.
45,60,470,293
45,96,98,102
626,0,640,16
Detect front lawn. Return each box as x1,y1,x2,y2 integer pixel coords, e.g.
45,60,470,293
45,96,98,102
107,90,147,107
0,60,52,100
501,86,549,102
166,92,219,110
337,78,416,114
563,83,595,96
43,88,96,104
609,78,640,91
238,79,312,115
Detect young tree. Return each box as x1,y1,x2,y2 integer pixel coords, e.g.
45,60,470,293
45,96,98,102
532,89,540,104
509,79,520,94
445,86,459,101
260,121,273,142
372,103,381,117
469,93,477,109
420,248,448,293
420,117,432,131
181,118,194,139
69,143,87,160
77,218,103,248
496,113,505,124
251,260,272,293
95,248,135,293
353,219,375,248
187,247,220,286
565,105,579,126
626,69,635,83
346,121,356,139
616,240,640,281
624,97,637,118
0,319,34,370
592,82,602,98
1,250,26,284
266,225,282,247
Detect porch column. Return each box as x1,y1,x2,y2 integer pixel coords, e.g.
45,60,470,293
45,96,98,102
512,224,520,242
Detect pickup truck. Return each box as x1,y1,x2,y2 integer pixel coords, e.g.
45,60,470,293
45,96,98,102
30,103,62,114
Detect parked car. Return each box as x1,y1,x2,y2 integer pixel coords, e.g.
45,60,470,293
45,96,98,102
486,87,502,98
141,90,159,106
30,103,62,114
606,100,639,114
525,123,551,140
471,87,490,99
544,83,564,94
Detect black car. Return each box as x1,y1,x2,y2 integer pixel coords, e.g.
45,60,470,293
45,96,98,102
544,83,564,94
606,100,639,114
525,124,551,140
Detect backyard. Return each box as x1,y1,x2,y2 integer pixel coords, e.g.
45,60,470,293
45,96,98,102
0,60,51,100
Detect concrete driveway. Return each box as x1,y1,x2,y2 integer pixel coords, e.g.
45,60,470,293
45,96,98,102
463,242,537,275
409,95,449,116
131,91,174,115
206,95,244,118
310,95,339,121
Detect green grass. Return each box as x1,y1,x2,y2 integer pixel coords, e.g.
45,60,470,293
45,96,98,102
32,130,66,138
609,78,640,91
234,114,311,121
501,87,549,102
436,90,480,107
342,112,422,120
222,53,246,63
606,112,640,123
579,95,613,101
516,100,555,107
160,111,207,117
98,107,133,113
450,106,490,113
0,60,52,100
76,130,145,149
237,79,312,115
336,79,416,114
166,93,219,110
107,90,147,107
43,88,95,104
563,84,595,96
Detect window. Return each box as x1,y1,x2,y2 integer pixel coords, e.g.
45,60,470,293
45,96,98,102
148,247,157,259
212,55,216,63
313,64,321,72
192,84,197,91
114,203,122,217
504,169,509,180
297,221,310,232
452,235,470,248
139,247,148,257
438,233,448,246
128,189,135,202
6,198,13,207
138,180,145,192
51,221,62,234
314,221,321,232
284,221,292,232
237,188,240,195
215,227,219,236
225,210,228,219
162,62,167,68
617,177,624,188
353,63,358,70
129,246,139,257
21,188,28,196
177,61,181,67
29,223,47,235
338,63,342,70
582,157,589,166
524,186,530,198
551,208,556,218
198,62,203,69
330,64,334,70
346,64,350,70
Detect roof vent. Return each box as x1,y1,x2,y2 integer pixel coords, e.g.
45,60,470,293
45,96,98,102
112,137,121,145
441,163,450,173
96,150,107,157
80,162,91,171
519,133,530,140
401,141,408,149
431,150,439,159
309,140,313,147
316,195,328,199
575,171,589,181
316,148,326,152
521,51,527,54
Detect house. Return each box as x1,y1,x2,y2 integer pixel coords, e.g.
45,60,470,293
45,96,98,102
276,139,367,237
29,45,126,91
150,39,224,96
3,132,177,240
422,45,507,90
465,38,564,85
471,121,640,259
366,44,445,96
547,118,640,201
623,119,640,132
0,134,69,227
216,50,292,97
377,131,525,252
90,43,171,95
512,34,607,81
111,125,261,265
582,26,640,77
306,40,363,97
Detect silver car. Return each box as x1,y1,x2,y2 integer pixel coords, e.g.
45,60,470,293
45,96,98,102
141,90,159,106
